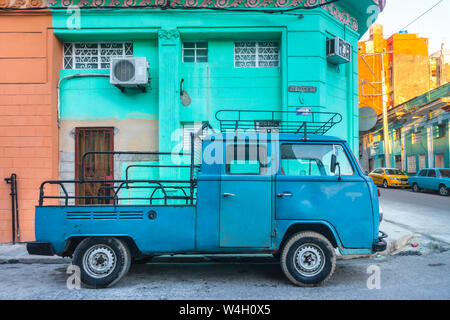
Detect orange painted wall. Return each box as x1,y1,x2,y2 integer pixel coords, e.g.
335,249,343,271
359,24,430,114
0,11,61,243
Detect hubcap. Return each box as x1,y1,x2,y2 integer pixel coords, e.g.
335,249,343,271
440,186,448,196
83,244,117,278
293,244,325,277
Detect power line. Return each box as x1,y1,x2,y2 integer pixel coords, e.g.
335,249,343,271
398,0,443,33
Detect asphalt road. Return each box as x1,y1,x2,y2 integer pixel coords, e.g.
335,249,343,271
379,187,450,245
0,250,449,300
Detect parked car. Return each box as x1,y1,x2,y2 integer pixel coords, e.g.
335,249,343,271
409,168,450,196
369,168,410,188
26,110,387,288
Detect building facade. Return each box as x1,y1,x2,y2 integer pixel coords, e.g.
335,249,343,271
0,0,384,243
360,83,450,173
358,24,430,115
430,46,450,90
0,9,61,243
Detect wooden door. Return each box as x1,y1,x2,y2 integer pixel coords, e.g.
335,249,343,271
75,128,114,205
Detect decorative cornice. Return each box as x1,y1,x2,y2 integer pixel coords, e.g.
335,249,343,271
158,29,180,40
0,0,47,8
0,0,378,32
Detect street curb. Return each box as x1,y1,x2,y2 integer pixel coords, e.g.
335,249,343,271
337,231,414,260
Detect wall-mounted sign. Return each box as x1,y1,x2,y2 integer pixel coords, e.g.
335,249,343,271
288,86,317,93
296,107,312,116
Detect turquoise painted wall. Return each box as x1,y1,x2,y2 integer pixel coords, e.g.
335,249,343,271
60,39,159,121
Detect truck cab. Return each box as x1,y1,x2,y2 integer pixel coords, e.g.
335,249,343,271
27,110,387,288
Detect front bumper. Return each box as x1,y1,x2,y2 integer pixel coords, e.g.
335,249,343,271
372,231,388,252
26,242,55,256
389,180,410,187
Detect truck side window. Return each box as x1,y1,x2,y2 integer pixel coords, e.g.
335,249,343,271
225,144,268,175
280,144,354,176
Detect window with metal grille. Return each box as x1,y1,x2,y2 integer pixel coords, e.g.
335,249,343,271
407,155,416,173
393,128,401,141
234,41,280,68
182,122,207,151
63,42,133,69
182,42,208,63
434,124,446,138
412,131,422,144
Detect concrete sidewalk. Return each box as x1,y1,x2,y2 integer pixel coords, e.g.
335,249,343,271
0,220,413,264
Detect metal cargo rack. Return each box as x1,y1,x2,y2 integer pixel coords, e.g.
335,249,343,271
215,109,342,137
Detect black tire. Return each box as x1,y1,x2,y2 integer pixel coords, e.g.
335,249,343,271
383,180,389,189
412,183,420,193
439,184,448,196
281,232,336,287
73,237,131,288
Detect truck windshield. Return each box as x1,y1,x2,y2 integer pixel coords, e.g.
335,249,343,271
439,169,450,178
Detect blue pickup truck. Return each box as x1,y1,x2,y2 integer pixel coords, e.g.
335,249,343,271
27,110,386,288
409,168,450,196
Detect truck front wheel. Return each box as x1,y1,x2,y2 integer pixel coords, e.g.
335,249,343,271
73,237,131,288
281,232,336,287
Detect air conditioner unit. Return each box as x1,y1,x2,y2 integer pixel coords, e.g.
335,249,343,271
326,37,351,64
110,57,149,90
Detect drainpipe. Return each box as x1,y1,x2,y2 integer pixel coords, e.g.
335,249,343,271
57,74,110,127
4,174,19,244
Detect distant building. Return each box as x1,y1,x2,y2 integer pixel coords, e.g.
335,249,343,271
430,45,450,89
358,24,430,115
360,83,450,173
358,24,449,173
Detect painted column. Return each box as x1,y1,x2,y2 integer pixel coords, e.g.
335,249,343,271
427,125,434,168
158,29,181,153
158,29,182,184
401,128,406,172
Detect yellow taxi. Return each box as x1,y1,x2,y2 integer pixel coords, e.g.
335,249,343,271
369,168,410,188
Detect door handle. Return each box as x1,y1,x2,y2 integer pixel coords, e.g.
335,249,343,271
277,192,293,198
222,193,235,197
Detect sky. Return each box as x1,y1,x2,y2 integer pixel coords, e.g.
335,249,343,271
361,0,450,54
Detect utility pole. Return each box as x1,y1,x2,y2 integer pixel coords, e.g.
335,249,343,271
380,51,391,168
361,50,393,168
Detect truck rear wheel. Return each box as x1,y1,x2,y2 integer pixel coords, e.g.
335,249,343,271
73,237,131,288
281,232,336,287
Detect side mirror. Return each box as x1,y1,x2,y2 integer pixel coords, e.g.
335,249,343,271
330,154,337,174
330,154,342,181
364,170,369,176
